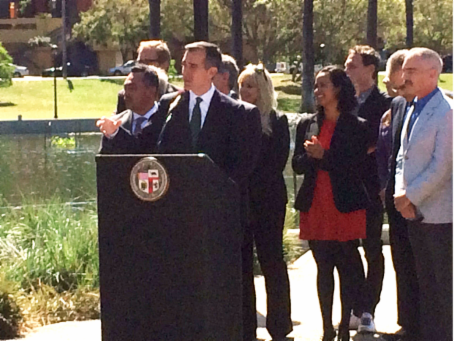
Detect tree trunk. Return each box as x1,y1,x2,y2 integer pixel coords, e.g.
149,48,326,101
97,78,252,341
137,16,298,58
301,0,315,113
231,0,243,70
367,0,377,48
148,0,161,39
193,0,209,41
405,0,413,48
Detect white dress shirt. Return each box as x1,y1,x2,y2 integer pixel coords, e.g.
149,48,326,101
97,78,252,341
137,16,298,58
188,84,216,128
132,102,158,132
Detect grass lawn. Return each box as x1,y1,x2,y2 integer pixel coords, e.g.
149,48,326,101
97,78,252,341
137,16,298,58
0,73,452,120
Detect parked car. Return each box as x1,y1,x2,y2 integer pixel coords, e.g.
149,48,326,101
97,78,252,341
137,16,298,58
42,63,93,77
10,64,29,77
108,60,136,76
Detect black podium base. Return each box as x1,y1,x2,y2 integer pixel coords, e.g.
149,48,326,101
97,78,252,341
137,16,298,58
96,154,242,341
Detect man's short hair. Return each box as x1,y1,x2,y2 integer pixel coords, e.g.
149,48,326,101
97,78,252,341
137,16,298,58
185,41,222,71
349,45,381,79
138,40,171,65
407,47,443,75
219,54,239,91
386,49,408,75
131,64,168,96
131,64,159,88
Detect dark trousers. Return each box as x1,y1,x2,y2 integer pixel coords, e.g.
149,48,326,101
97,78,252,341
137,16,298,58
386,203,419,335
354,200,384,316
310,240,365,333
242,202,292,341
408,221,453,341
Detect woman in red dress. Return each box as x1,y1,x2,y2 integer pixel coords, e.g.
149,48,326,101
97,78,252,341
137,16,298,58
292,66,369,341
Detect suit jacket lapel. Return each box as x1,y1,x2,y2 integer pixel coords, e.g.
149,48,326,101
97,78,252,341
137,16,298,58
116,109,133,134
406,91,442,148
197,90,220,146
307,114,322,139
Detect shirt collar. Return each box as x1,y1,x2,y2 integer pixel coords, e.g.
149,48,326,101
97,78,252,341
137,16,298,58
414,87,440,110
357,85,375,105
133,102,158,120
189,84,216,106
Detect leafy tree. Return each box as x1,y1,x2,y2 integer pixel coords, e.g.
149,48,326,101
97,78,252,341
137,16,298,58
0,43,14,89
72,0,150,62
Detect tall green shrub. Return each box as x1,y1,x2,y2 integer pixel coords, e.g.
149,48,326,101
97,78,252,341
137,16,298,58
0,43,14,88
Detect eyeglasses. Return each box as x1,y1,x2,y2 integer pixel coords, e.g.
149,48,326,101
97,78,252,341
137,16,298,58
254,63,268,81
137,58,160,66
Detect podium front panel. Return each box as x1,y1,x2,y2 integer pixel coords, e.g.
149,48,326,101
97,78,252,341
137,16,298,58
96,154,242,341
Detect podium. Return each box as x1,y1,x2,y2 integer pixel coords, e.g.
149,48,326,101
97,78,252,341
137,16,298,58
96,154,243,341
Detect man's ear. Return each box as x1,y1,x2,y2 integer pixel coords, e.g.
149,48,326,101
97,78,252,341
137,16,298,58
208,66,218,79
366,64,376,79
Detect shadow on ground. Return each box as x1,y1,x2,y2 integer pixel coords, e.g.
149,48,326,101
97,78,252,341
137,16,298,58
0,102,16,107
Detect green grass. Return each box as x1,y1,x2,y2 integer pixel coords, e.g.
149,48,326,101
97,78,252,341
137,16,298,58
0,73,451,120
0,79,124,120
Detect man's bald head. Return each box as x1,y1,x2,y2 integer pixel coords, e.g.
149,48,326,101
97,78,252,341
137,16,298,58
402,48,442,98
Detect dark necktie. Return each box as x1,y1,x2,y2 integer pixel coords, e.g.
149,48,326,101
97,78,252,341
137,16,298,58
190,97,203,146
133,116,148,136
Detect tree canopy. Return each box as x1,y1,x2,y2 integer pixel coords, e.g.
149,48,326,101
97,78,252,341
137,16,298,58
72,0,453,65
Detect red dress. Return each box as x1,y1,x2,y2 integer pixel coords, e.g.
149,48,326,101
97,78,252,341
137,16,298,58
299,119,366,242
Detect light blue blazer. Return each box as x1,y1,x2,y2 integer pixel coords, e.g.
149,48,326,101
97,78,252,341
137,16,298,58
400,89,453,224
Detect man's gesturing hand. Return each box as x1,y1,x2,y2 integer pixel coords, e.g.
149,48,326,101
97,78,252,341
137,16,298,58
96,116,121,137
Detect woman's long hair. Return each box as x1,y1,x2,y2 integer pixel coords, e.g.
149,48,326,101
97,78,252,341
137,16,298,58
316,65,358,116
238,63,276,134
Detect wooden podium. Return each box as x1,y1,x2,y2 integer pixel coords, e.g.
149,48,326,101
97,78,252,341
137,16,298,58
96,154,243,341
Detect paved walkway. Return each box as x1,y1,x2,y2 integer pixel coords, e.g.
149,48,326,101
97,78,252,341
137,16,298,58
13,245,400,341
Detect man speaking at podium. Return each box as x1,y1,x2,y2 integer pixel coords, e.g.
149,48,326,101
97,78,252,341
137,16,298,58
157,41,254,187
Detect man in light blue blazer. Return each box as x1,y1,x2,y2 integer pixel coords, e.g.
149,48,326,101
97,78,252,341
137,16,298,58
394,47,453,341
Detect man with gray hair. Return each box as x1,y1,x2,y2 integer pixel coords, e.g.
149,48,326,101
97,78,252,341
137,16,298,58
393,47,452,341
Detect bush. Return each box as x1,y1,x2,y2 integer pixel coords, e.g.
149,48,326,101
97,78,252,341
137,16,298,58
0,43,14,88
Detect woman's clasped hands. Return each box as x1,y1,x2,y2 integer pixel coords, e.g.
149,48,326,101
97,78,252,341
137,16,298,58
304,135,325,159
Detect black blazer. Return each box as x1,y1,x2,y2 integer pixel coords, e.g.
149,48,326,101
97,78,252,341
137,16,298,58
99,108,167,154
292,113,370,213
157,89,252,186
249,110,290,209
384,96,408,209
357,86,392,199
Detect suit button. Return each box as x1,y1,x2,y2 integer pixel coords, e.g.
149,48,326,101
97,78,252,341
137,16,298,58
404,155,409,160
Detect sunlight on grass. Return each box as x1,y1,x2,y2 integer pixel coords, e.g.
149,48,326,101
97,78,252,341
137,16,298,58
0,73,451,120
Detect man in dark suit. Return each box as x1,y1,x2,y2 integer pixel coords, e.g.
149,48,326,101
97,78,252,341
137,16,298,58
344,45,391,332
381,50,420,341
115,40,181,114
97,64,166,154
157,42,253,186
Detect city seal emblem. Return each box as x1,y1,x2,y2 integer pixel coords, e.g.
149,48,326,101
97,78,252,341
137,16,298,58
130,157,169,201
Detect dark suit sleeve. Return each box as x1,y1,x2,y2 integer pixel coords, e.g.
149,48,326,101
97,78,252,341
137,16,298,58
292,115,316,174
99,128,135,154
227,103,253,185
274,113,290,173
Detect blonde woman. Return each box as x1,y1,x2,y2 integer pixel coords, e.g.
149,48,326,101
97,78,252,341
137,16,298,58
238,64,292,341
